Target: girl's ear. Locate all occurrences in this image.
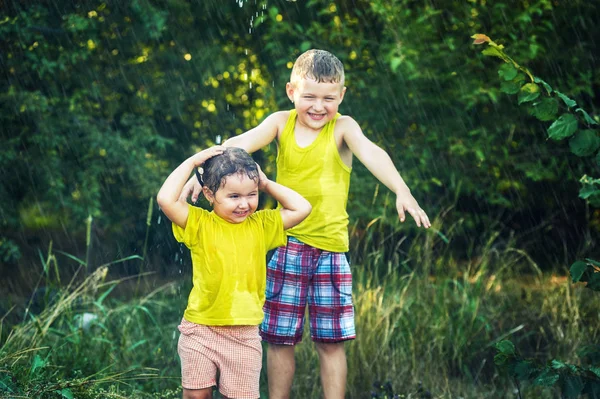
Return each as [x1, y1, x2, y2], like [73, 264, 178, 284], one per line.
[202, 186, 215, 206]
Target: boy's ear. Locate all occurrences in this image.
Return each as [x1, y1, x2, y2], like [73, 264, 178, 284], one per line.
[339, 86, 347, 104]
[285, 82, 295, 103]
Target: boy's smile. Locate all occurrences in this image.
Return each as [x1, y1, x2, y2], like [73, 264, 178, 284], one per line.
[287, 77, 346, 132]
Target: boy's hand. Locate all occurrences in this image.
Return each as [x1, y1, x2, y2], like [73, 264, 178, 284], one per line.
[179, 146, 225, 202]
[256, 163, 270, 191]
[396, 194, 431, 228]
[191, 145, 226, 167]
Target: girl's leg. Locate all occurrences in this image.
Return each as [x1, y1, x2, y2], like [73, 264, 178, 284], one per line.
[183, 387, 213, 399]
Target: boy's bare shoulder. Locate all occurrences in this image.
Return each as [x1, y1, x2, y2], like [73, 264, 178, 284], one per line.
[335, 115, 361, 133]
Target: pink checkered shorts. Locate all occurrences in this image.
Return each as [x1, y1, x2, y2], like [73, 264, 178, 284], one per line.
[177, 318, 262, 399]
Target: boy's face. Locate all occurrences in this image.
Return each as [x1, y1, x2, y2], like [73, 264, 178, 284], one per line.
[203, 173, 259, 224]
[286, 77, 346, 132]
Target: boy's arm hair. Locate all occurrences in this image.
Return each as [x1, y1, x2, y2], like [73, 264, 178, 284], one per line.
[157, 146, 225, 228]
[340, 117, 431, 228]
[257, 165, 311, 230]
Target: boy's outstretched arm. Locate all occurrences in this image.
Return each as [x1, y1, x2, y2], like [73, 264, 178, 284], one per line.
[180, 112, 286, 203]
[340, 117, 431, 228]
[256, 164, 311, 230]
[157, 146, 225, 228]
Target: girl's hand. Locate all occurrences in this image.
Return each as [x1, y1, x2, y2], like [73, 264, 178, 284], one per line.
[191, 146, 226, 167]
[256, 163, 269, 191]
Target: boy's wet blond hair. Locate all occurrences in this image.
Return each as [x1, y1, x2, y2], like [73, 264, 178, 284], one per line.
[290, 49, 345, 87]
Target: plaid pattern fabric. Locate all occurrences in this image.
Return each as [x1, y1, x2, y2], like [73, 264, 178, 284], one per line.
[260, 237, 355, 345]
[177, 319, 262, 399]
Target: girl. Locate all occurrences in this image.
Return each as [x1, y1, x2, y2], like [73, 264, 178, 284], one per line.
[157, 146, 311, 399]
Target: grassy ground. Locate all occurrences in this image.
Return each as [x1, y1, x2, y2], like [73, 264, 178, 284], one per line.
[1, 221, 598, 398]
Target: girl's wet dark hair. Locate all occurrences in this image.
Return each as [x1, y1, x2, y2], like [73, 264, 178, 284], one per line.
[198, 147, 259, 194]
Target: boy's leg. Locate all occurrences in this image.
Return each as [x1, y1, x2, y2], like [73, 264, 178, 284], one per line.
[308, 251, 355, 399]
[260, 238, 314, 398]
[266, 343, 296, 399]
[315, 342, 347, 399]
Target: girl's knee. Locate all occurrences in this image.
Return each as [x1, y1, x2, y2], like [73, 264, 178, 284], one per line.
[183, 387, 213, 399]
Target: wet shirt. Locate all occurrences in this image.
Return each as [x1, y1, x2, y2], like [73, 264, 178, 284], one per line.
[173, 205, 285, 325]
[277, 109, 351, 252]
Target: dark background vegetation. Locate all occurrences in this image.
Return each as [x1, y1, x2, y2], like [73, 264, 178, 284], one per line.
[1, 0, 599, 279]
[1, 0, 599, 398]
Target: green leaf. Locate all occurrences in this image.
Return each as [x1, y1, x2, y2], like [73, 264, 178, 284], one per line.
[534, 76, 553, 94]
[569, 130, 600, 157]
[495, 340, 516, 355]
[500, 73, 525, 95]
[547, 114, 578, 140]
[95, 284, 117, 308]
[500, 80, 522, 95]
[530, 97, 558, 121]
[498, 63, 518, 81]
[514, 360, 536, 379]
[585, 258, 600, 267]
[57, 388, 74, 399]
[562, 375, 584, 399]
[575, 108, 599, 126]
[579, 184, 600, 203]
[494, 353, 508, 366]
[555, 91, 577, 108]
[30, 354, 47, 375]
[587, 273, 600, 291]
[551, 359, 567, 370]
[534, 369, 559, 387]
[482, 46, 505, 59]
[570, 261, 589, 283]
[518, 83, 540, 104]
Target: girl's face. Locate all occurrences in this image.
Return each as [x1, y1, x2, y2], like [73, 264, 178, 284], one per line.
[286, 77, 346, 132]
[204, 173, 259, 224]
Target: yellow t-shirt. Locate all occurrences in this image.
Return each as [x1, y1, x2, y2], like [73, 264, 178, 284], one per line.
[277, 110, 351, 252]
[173, 205, 285, 326]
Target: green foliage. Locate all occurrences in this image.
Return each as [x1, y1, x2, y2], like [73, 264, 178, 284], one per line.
[494, 340, 600, 398]
[472, 33, 600, 206]
[570, 259, 600, 291]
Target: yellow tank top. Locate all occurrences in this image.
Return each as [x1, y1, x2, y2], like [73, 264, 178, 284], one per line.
[277, 110, 351, 252]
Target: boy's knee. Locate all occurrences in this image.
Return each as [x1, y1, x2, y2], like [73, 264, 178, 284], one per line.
[315, 341, 345, 357]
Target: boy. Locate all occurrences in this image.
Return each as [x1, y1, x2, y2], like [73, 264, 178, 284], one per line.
[183, 50, 430, 399]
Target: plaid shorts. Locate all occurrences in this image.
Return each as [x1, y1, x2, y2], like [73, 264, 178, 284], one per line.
[177, 319, 262, 399]
[260, 237, 356, 345]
